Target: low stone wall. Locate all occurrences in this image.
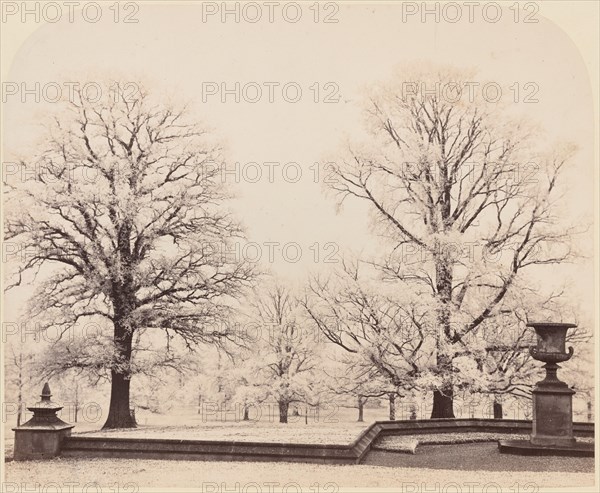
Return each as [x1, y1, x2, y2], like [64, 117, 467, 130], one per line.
[60, 418, 594, 464]
[62, 436, 366, 464]
[375, 418, 595, 437]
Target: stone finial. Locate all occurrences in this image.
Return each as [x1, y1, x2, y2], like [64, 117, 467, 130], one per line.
[29, 382, 62, 412]
[41, 382, 52, 401]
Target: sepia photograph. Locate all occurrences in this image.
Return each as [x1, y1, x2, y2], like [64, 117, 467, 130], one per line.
[1, 1, 598, 492]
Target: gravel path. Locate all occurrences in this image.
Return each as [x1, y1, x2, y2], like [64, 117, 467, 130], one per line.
[4, 455, 595, 490]
[364, 442, 595, 473]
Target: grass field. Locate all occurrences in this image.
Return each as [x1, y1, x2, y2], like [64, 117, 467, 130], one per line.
[3, 405, 388, 459]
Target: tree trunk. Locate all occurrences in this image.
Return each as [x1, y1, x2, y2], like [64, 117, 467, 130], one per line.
[493, 398, 503, 419]
[431, 385, 455, 418]
[432, 239, 456, 418]
[17, 353, 23, 427]
[103, 303, 137, 429]
[389, 393, 396, 420]
[357, 396, 365, 422]
[74, 385, 79, 423]
[410, 403, 417, 420]
[103, 220, 138, 429]
[431, 335, 455, 418]
[243, 405, 250, 421]
[279, 401, 289, 423]
[103, 370, 136, 428]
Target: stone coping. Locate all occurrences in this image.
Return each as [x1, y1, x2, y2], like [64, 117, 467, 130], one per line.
[13, 424, 75, 431]
[60, 418, 595, 464]
[498, 439, 595, 457]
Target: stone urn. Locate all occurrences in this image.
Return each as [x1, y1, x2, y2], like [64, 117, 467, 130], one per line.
[527, 322, 577, 447]
[498, 320, 593, 456]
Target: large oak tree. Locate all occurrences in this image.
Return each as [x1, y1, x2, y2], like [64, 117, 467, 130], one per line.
[4, 85, 254, 428]
[307, 66, 576, 418]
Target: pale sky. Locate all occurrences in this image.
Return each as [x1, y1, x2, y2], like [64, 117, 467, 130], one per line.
[2, 1, 598, 325]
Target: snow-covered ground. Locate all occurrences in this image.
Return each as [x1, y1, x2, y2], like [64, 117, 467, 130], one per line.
[76, 421, 371, 445]
[63, 405, 384, 444]
[5, 456, 595, 490]
[374, 432, 595, 452]
[5, 408, 595, 490]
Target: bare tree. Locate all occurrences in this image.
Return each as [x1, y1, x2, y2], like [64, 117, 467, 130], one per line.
[250, 285, 319, 424]
[4, 85, 255, 428]
[323, 355, 395, 422]
[469, 290, 589, 417]
[303, 260, 430, 406]
[314, 65, 577, 417]
[5, 344, 36, 426]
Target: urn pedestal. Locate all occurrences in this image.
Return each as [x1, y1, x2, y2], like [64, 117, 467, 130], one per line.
[530, 385, 575, 447]
[12, 383, 74, 461]
[529, 322, 576, 447]
[498, 322, 594, 457]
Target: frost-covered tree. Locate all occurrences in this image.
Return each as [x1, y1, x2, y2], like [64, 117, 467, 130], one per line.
[310, 65, 579, 417]
[4, 85, 255, 428]
[303, 260, 432, 415]
[323, 355, 398, 421]
[470, 290, 589, 417]
[4, 342, 37, 426]
[196, 349, 269, 421]
[249, 285, 320, 423]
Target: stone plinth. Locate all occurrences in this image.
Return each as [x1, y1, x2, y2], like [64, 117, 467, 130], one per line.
[498, 439, 594, 457]
[498, 321, 594, 457]
[531, 384, 575, 447]
[13, 383, 74, 461]
[527, 322, 577, 448]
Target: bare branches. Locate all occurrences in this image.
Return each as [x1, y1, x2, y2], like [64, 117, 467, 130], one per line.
[302, 261, 434, 393]
[240, 285, 321, 414]
[4, 85, 255, 384]
[308, 66, 583, 405]
[326, 68, 577, 343]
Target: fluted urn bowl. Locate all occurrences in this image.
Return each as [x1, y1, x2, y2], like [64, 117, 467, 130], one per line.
[527, 322, 576, 363]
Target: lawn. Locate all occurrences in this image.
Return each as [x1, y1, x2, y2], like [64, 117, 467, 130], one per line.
[374, 432, 596, 452]
[81, 405, 387, 444]
[74, 418, 375, 445]
[3, 405, 387, 459]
